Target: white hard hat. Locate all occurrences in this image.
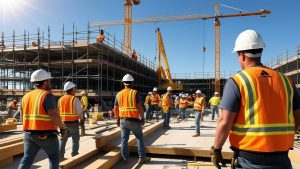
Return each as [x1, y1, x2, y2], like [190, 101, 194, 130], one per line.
[122, 74, 134, 85]
[196, 90, 201, 94]
[233, 30, 265, 55]
[167, 86, 172, 91]
[148, 92, 152, 95]
[182, 95, 186, 98]
[30, 69, 53, 82]
[185, 93, 189, 96]
[81, 91, 87, 95]
[64, 81, 76, 91]
[153, 87, 158, 92]
[214, 92, 219, 95]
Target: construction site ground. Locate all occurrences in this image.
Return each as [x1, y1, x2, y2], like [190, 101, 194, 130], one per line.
[1, 109, 300, 169]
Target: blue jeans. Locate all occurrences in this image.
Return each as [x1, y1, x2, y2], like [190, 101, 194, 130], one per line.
[18, 132, 59, 169]
[59, 121, 80, 158]
[150, 104, 159, 120]
[235, 154, 292, 169]
[211, 105, 219, 120]
[179, 108, 186, 119]
[163, 112, 171, 128]
[120, 119, 145, 160]
[194, 110, 201, 134]
[146, 105, 152, 120]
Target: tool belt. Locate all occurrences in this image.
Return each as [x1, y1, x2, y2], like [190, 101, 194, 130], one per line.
[25, 130, 58, 140]
[230, 146, 289, 169]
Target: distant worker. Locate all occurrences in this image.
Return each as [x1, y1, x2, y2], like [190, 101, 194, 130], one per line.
[193, 90, 205, 137]
[178, 94, 188, 120]
[131, 49, 137, 61]
[96, 29, 105, 45]
[114, 74, 150, 164]
[7, 99, 18, 118]
[58, 81, 83, 160]
[161, 86, 173, 129]
[144, 92, 152, 121]
[211, 30, 300, 169]
[80, 90, 88, 136]
[18, 69, 67, 169]
[209, 92, 221, 121]
[150, 87, 161, 121]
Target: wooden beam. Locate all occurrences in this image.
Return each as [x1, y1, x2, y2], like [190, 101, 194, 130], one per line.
[127, 145, 233, 160]
[84, 121, 163, 169]
[0, 134, 23, 147]
[95, 128, 121, 148]
[0, 142, 24, 161]
[0, 124, 17, 132]
[0, 157, 13, 168]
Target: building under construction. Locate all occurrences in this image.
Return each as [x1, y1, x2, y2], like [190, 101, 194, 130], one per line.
[0, 25, 157, 109]
[268, 46, 300, 88]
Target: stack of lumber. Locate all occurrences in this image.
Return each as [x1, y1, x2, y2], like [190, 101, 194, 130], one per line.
[0, 134, 24, 167]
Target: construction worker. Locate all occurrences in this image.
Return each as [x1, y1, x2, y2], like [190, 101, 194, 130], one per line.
[80, 90, 88, 136]
[178, 94, 188, 120]
[193, 90, 205, 137]
[209, 92, 220, 120]
[144, 92, 152, 121]
[211, 30, 300, 169]
[150, 87, 161, 121]
[114, 74, 150, 164]
[7, 99, 18, 118]
[161, 86, 173, 129]
[96, 29, 105, 45]
[58, 81, 83, 160]
[131, 49, 137, 61]
[18, 69, 67, 169]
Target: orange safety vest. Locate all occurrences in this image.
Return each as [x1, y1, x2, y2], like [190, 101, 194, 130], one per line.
[150, 94, 160, 105]
[230, 66, 295, 152]
[179, 99, 188, 109]
[162, 93, 172, 108]
[22, 89, 57, 131]
[58, 95, 79, 121]
[193, 97, 204, 111]
[117, 88, 139, 118]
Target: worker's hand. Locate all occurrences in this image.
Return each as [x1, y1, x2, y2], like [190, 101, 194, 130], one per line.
[211, 146, 226, 169]
[117, 118, 120, 127]
[139, 119, 145, 126]
[59, 126, 67, 138]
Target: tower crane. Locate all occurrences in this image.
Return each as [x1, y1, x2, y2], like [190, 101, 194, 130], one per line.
[92, 4, 271, 93]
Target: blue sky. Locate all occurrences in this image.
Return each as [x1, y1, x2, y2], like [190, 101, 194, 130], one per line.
[0, 0, 299, 78]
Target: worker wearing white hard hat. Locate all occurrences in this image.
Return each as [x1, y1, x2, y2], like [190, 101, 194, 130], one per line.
[80, 89, 88, 135]
[212, 29, 300, 169]
[114, 74, 150, 163]
[193, 89, 206, 137]
[58, 81, 83, 159]
[150, 87, 160, 121]
[209, 91, 220, 121]
[161, 86, 173, 129]
[178, 92, 189, 121]
[18, 69, 66, 169]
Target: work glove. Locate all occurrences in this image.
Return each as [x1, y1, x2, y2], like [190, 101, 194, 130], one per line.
[211, 146, 226, 169]
[59, 126, 68, 138]
[117, 118, 120, 127]
[139, 119, 145, 126]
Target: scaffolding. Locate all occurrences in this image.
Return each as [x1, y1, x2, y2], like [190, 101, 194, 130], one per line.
[266, 45, 300, 88]
[0, 24, 157, 110]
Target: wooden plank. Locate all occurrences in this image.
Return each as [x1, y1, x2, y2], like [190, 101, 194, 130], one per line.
[0, 156, 13, 168]
[127, 145, 233, 160]
[0, 124, 17, 132]
[0, 142, 24, 160]
[0, 134, 23, 147]
[84, 121, 163, 169]
[95, 128, 121, 148]
[59, 148, 101, 169]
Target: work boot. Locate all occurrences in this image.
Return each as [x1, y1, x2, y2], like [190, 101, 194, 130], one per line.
[138, 157, 151, 164]
[192, 133, 200, 137]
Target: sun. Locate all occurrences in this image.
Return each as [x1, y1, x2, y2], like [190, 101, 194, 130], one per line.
[0, 0, 21, 9]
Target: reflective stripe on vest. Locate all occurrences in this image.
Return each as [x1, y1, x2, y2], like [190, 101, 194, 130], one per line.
[58, 95, 79, 121]
[150, 94, 160, 104]
[117, 89, 139, 118]
[162, 93, 171, 107]
[230, 67, 294, 152]
[193, 97, 203, 110]
[179, 99, 188, 108]
[22, 89, 57, 130]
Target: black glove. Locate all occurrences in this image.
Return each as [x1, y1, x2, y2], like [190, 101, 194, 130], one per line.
[211, 146, 226, 169]
[140, 119, 145, 126]
[59, 126, 68, 138]
[117, 118, 120, 127]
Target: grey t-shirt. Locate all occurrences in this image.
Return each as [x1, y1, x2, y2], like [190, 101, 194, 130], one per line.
[43, 93, 57, 111]
[220, 78, 300, 113]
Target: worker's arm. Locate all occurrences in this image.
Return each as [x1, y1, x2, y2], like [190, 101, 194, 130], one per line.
[201, 99, 206, 112]
[113, 94, 119, 119]
[294, 109, 300, 132]
[213, 109, 237, 149]
[136, 93, 144, 118]
[292, 84, 300, 132]
[44, 94, 65, 129]
[75, 98, 83, 120]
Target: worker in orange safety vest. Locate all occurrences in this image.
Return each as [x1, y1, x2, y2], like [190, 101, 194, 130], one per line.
[211, 30, 300, 169]
[161, 86, 173, 129]
[18, 69, 67, 169]
[58, 81, 83, 160]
